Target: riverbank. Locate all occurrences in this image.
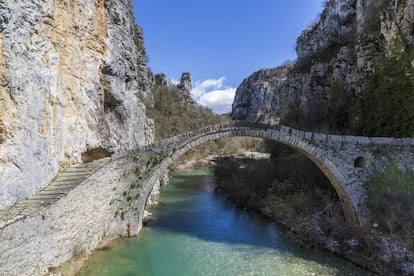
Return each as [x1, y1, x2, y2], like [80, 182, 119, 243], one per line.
[171, 151, 271, 170]
[255, 196, 414, 275]
[213, 156, 414, 275]
[47, 238, 115, 275]
[77, 168, 370, 275]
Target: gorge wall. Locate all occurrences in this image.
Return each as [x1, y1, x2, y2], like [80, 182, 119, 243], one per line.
[0, 0, 154, 208]
[230, 2, 414, 273]
[232, 0, 414, 134]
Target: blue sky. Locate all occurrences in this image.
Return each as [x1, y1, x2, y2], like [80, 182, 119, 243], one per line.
[133, 1, 324, 113]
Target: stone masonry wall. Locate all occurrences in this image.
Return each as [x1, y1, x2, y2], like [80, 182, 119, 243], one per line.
[0, 156, 140, 276]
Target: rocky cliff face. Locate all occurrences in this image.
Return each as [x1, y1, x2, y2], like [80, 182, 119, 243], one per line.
[232, 0, 414, 129]
[232, 66, 293, 122]
[0, 0, 153, 208]
[176, 72, 197, 106]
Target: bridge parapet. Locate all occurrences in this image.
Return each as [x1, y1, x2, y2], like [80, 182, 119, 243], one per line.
[277, 125, 414, 146]
[113, 122, 414, 174]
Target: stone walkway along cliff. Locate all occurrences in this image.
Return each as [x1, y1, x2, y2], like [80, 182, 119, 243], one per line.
[0, 158, 110, 229]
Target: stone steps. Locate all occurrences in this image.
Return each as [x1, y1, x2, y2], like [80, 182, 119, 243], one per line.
[63, 167, 102, 172]
[58, 171, 93, 176]
[52, 178, 85, 184]
[56, 175, 92, 181]
[0, 157, 110, 225]
[42, 186, 76, 192]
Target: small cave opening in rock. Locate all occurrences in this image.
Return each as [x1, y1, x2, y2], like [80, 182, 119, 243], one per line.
[354, 156, 367, 168]
[81, 148, 113, 163]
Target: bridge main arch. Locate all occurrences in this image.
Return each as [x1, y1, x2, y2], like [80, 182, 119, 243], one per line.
[135, 123, 363, 231]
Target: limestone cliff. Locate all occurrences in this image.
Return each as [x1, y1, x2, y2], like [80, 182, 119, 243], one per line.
[232, 0, 414, 131]
[177, 72, 197, 106]
[0, 0, 154, 208]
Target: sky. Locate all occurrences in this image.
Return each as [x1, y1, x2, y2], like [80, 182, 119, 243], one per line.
[133, 1, 324, 113]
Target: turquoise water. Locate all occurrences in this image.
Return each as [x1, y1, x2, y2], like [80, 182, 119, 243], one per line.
[78, 169, 371, 276]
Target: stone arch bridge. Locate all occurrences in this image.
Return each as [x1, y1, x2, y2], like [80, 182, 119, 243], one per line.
[113, 121, 414, 232]
[2, 122, 414, 274]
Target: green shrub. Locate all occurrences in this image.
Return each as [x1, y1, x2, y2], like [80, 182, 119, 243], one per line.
[363, 160, 414, 242]
[109, 198, 120, 205]
[135, 165, 144, 175]
[327, 80, 353, 133]
[357, 52, 414, 137]
[130, 179, 142, 189]
[146, 152, 169, 168]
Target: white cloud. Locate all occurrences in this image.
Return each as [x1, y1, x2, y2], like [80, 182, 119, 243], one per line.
[199, 88, 236, 114]
[191, 76, 236, 114]
[191, 77, 226, 99]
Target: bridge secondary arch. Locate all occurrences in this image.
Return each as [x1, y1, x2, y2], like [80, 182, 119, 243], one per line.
[137, 125, 361, 229]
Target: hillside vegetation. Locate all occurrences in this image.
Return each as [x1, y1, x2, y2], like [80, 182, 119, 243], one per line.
[146, 80, 265, 161]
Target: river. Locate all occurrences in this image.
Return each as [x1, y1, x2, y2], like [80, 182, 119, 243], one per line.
[78, 169, 371, 275]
